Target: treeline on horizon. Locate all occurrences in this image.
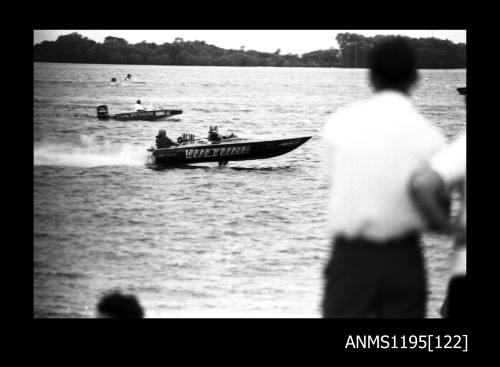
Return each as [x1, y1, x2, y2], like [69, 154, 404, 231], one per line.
[33, 32, 466, 69]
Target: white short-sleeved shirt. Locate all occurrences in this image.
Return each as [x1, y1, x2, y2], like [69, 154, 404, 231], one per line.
[430, 134, 466, 275]
[430, 134, 466, 227]
[134, 104, 144, 111]
[323, 90, 446, 242]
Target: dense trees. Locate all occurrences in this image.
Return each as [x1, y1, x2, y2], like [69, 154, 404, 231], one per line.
[33, 32, 466, 68]
[335, 33, 466, 69]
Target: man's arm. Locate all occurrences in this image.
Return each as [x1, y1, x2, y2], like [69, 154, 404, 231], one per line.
[166, 137, 180, 147]
[409, 165, 452, 233]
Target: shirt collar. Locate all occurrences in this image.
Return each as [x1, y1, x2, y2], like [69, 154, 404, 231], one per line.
[373, 90, 413, 106]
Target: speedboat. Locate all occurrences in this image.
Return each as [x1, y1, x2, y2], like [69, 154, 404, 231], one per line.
[108, 77, 146, 86]
[123, 75, 145, 84]
[147, 135, 312, 166]
[96, 105, 182, 121]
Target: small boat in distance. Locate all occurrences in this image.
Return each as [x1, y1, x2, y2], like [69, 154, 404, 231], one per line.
[457, 87, 466, 95]
[123, 74, 146, 84]
[122, 80, 146, 84]
[147, 135, 312, 167]
[97, 105, 182, 121]
[109, 76, 146, 86]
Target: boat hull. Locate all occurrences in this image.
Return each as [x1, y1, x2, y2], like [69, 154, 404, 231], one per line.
[150, 136, 312, 165]
[111, 109, 183, 121]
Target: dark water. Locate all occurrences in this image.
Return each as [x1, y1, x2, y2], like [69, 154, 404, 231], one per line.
[34, 63, 466, 317]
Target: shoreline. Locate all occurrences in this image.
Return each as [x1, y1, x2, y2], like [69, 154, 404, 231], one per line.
[33, 61, 467, 70]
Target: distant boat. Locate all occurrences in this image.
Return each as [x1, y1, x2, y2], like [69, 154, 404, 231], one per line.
[457, 87, 466, 95]
[123, 75, 146, 84]
[109, 76, 146, 86]
[97, 105, 182, 121]
[147, 135, 312, 166]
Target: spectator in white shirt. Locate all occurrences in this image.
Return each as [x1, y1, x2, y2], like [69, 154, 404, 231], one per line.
[410, 118, 466, 318]
[321, 37, 446, 318]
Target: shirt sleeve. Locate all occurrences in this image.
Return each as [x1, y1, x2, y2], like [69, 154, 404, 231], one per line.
[322, 115, 339, 177]
[430, 134, 466, 185]
[408, 116, 447, 165]
[322, 111, 345, 147]
[322, 116, 335, 146]
[424, 120, 447, 156]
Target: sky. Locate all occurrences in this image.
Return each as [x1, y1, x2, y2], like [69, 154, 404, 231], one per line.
[34, 30, 466, 56]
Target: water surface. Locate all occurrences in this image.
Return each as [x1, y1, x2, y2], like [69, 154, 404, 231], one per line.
[34, 63, 466, 317]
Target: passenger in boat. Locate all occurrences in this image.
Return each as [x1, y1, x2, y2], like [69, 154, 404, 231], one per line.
[134, 100, 145, 111]
[208, 125, 222, 141]
[96, 291, 144, 318]
[156, 129, 179, 149]
[125, 73, 132, 81]
[208, 126, 238, 142]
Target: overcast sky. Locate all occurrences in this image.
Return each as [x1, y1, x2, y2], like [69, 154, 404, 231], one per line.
[34, 30, 466, 56]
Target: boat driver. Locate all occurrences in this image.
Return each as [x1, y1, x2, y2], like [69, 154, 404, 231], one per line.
[156, 129, 179, 149]
[134, 100, 145, 111]
[126, 73, 132, 81]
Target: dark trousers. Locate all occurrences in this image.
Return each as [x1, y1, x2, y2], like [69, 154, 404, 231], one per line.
[441, 275, 466, 318]
[322, 233, 427, 318]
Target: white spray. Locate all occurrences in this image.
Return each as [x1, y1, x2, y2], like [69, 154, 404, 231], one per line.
[34, 134, 148, 167]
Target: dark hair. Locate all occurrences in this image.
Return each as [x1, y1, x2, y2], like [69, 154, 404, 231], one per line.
[96, 291, 144, 318]
[136, 100, 141, 104]
[369, 36, 418, 92]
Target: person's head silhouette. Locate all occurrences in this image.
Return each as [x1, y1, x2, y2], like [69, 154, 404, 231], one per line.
[96, 291, 144, 318]
[369, 36, 419, 95]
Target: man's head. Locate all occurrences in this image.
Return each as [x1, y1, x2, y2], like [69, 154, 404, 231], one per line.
[368, 36, 419, 94]
[158, 129, 166, 137]
[96, 291, 144, 318]
[136, 100, 141, 104]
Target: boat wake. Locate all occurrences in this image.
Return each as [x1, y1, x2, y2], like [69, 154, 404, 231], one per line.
[34, 136, 147, 167]
[229, 165, 293, 172]
[145, 164, 295, 172]
[145, 164, 212, 171]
